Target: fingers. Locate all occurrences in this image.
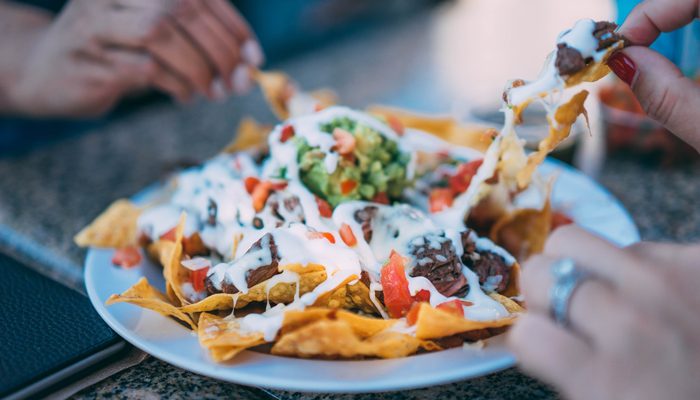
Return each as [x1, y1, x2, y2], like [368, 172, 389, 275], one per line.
[521, 254, 626, 346]
[204, 0, 264, 66]
[508, 313, 593, 388]
[100, 2, 261, 100]
[544, 226, 647, 288]
[101, 48, 155, 90]
[170, 1, 236, 93]
[542, 226, 700, 335]
[618, 0, 699, 46]
[626, 241, 700, 271]
[608, 47, 700, 152]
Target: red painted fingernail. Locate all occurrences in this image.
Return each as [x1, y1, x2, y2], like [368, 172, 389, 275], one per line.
[608, 51, 637, 86]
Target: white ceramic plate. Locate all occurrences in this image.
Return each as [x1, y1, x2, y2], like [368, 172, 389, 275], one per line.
[84, 159, 639, 393]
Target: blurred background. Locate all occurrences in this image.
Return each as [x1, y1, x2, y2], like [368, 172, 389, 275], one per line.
[0, 0, 699, 289]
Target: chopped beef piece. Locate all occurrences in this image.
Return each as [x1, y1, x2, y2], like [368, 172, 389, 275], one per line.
[593, 21, 626, 50]
[265, 192, 305, 227]
[353, 205, 378, 242]
[360, 271, 371, 287]
[460, 230, 511, 293]
[555, 44, 586, 76]
[555, 21, 627, 76]
[205, 233, 280, 295]
[207, 198, 217, 226]
[409, 233, 468, 297]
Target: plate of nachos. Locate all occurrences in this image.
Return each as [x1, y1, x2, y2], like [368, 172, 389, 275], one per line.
[77, 20, 638, 392]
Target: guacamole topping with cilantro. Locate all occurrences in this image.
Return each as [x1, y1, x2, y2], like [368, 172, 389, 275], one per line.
[294, 116, 411, 207]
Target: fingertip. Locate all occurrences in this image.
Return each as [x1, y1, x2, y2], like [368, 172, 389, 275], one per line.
[241, 40, 265, 67]
[231, 64, 253, 94]
[544, 225, 591, 254]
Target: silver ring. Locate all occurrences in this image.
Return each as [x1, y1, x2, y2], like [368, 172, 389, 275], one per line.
[549, 258, 594, 328]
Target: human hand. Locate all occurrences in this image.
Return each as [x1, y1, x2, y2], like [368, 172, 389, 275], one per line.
[9, 0, 263, 117]
[607, 0, 700, 152]
[508, 225, 700, 400]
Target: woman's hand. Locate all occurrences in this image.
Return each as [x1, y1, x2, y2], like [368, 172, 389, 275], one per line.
[608, 0, 700, 152]
[6, 0, 263, 117]
[508, 225, 700, 400]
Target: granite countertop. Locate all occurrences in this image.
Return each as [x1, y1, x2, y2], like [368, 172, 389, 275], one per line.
[1, 9, 699, 400]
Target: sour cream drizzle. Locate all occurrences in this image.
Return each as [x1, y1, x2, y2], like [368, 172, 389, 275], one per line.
[507, 18, 611, 107]
[138, 106, 519, 342]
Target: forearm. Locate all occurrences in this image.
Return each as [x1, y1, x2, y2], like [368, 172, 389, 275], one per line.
[0, 2, 52, 114]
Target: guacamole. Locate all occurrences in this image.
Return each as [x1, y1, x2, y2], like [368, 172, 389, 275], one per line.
[294, 116, 412, 207]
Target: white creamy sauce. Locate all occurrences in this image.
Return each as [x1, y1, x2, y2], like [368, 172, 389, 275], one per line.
[507, 18, 609, 107]
[142, 105, 522, 341]
[137, 204, 198, 239]
[265, 270, 300, 310]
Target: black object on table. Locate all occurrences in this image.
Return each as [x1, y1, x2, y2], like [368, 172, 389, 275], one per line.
[0, 252, 127, 400]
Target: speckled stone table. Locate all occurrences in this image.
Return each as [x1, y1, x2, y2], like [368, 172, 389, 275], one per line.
[1, 10, 698, 400]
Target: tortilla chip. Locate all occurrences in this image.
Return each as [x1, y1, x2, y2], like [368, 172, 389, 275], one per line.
[272, 318, 437, 359]
[413, 303, 516, 340]
[369, 105, 495, 153]
[344, 280, 379, 314]
[74, 200, 140, 248]
[565, 43, 624, 87]
[490, 199, 552, 261]
[179, 263, 328, 313]
[252, 70, 294, 120]
[221, 117, 272, 154]
[489, 292, 525, 313]
[516, 90, 589, 189]
[160, 213, 190, 306]
[106, 277, 196, 329]
[197, 313, 266, 362]
[309, 89, 338, 110]
[500, 262, 522, 298]
[279, 308, 395, 338]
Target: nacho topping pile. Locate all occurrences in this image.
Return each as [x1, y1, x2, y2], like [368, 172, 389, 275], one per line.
[76, 19, 625, 362]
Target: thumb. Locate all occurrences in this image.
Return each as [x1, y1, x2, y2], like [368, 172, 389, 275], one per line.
[608, 47, 700, 152]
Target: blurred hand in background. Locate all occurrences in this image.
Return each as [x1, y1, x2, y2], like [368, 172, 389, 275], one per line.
[0, 0, 264, 118]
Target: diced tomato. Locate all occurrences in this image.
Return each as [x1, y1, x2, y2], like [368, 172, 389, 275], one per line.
[372, 192, 389, 205]
[160, 227, 177, 242]
[551, 211, 574, 231]
[436, 299, 473, 317]
[314, 103, 325, 112]
[315, 196, 333, 218]
[386, 114, 405, 136]
[380, 251, 414, 318]
[429, 188, 454, 213]
[406, 302, 422, 326]
[414, 289, 431, 303]
[191, 267, 209, 292]
[340, 180, 357, 195]
[280, 124, 295, 143]
[448, 159, 483, 194]
[339, 223, 357, 247]
[332, 128, 356, 155]
[307, 231, 336, 244]
[252, 181, 273, 212]
[244, 176, 260, 194]
[112, 246, 142, 268]
[269, 180, 288, 191]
